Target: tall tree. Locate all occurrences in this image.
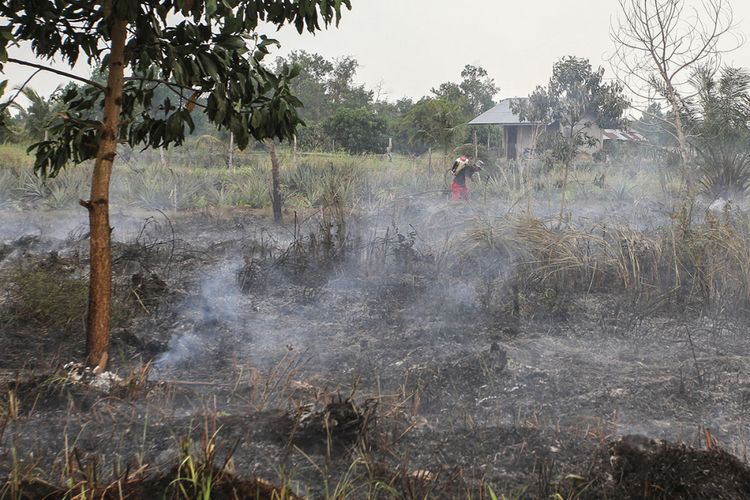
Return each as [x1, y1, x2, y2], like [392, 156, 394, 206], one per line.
[431, 81, 464, 106]
[610, 0, 739, 189]
[458, 64, 498, 117]
[327, 56, 372, 108]
[275, 50, 334, 123]
[432, 64, 498, 150]
[0, 0, 350, 370]
[687, 67, 750, 198]
[373, 96, 415, 154]
[324, 106, 387, 154]
[274, 52, 372, 150]
[432, 64, 498, 118]
[402, 97, 466, 158]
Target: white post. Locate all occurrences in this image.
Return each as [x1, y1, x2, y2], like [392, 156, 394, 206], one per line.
[228, 132, 234, 170]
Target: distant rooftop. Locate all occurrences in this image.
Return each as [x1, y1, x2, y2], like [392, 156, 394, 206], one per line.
[469, 98, 544, 125]
[602, 129, 646, 141]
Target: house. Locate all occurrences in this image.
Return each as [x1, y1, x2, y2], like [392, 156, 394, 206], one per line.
[470, 98, 645, 160]
[469, 98, 550, 160]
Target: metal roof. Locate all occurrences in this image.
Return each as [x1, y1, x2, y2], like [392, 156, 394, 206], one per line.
[469, 98, 544, 125]
[602, 129, 646, 141]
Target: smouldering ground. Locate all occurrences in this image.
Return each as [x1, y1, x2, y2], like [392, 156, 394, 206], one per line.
[2, 198, 750, 498]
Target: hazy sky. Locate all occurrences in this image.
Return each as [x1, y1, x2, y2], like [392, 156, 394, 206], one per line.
[4, 0, 750, 103]
[267, 0, 750, 100]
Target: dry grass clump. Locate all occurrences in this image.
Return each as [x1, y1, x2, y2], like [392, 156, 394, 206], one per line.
[450, 208, 750, 317]
[674, 208, 750, 309]
[0, 144, 33, 168]
[0, 253, 147, 332]
[1, 262, 88, 330]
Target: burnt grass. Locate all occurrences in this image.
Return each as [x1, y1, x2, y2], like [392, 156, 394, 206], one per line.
[2, 205, 750, 499]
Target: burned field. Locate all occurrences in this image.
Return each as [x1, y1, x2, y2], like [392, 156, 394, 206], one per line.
[3, 199, 750, 499]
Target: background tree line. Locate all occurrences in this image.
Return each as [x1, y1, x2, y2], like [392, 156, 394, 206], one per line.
[1, 53, 501, 157]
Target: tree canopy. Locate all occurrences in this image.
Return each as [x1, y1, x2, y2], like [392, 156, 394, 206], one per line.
[688, 66, 750, 198]
[402, 97, 466, 156]
[516, 56, 629, 131]
[324, 106, 387, 154]
[0, 0, 351, 177]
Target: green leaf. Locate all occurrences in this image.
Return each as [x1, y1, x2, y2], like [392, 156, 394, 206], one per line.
[166, 112, 183, 140]
[172, 62, 185, 85]
[206, 0, 218, 19]
[198, 53, 220, 82]
[250, 109, 264, 129]
[217, 35, 246, 51]
[0, 26, 13, 42]
[485, 484, 499, 500]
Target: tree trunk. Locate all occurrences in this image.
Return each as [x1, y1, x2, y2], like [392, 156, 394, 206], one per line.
[81, 16, 128, 371]
[227, 132, 234, 170]
[267, 140, 283, 224]
[558, 159, 570, 229]
[669, 90, 692, 192]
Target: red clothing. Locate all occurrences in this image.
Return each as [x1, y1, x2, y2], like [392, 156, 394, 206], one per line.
[450, 156, 480, 201]
[451, 180, 469, 201]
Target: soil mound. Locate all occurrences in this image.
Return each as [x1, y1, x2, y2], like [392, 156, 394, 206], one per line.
[609, 435, 750, 499]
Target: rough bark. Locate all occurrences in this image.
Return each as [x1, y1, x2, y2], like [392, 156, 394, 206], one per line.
[267, 140, 283, 224]
[558, 159, 570, 229]
[81, 16, 128, 371]
[227, 132, 234, 170]
[668, 87, 693, 191]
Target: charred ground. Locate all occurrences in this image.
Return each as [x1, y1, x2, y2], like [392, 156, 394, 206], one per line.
[2, 197, 750, 499]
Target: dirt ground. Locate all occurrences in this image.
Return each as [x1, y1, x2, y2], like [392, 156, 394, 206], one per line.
[2, 202, 750, 499]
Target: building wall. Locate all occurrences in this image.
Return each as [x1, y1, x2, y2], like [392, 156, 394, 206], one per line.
[503, 120, 606, 160]
[505, 124, 545, 159]
[517, 125, 544, 156]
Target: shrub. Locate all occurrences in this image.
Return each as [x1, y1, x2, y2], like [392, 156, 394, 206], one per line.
[0, 144, 32, 168]
[2, 263, 88, 329]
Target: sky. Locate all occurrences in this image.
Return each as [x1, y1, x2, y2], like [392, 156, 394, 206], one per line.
[266, 0, 750, 100]
[4, 0, 750, 104]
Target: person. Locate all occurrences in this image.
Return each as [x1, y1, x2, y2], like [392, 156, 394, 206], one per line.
[450, 156, 482, 201]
